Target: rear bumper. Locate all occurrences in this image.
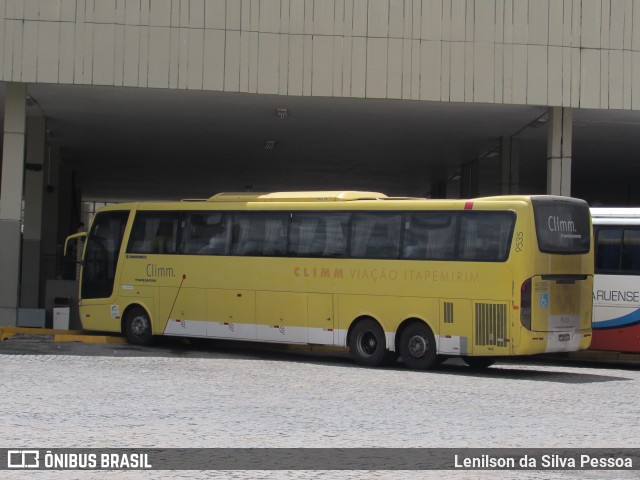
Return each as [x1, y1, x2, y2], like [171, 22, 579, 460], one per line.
[544, 329, 592, 353]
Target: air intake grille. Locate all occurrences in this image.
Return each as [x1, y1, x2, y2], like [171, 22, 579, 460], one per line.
[475, 303, 507, 347]
[444, 302, 454, 323]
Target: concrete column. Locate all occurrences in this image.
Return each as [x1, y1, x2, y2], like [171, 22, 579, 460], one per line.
[20, 115, 46, 308]
[42, 145, 62, 280]
[429, 180, 447, 199]
[0, 83, 27, 326]
[547, 107, 572, 196]
[57, 165, 83, 280]
[501, 136, 520, 194]
[460, 161, 479, 198]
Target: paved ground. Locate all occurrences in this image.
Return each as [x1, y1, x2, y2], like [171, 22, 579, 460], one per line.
[1, 335, 639, 479]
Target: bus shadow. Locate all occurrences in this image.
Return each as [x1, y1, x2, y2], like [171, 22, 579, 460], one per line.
[162, 339, 631, 385]
[513, 354, 640, 372]
[1, 334, 632, 384]
[425, 361, 630, 384]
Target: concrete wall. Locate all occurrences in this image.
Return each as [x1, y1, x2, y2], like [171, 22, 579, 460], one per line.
[1, 0, 640, 108]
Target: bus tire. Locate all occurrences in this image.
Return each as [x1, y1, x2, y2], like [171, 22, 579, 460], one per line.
[124, 306, 153, 346]
[398, 322, 437, 370]
[349, 318, 389, 367]
[462, 356, 496, 369]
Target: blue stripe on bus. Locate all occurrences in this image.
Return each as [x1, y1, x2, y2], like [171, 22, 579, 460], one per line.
[593, 308, 640, 330]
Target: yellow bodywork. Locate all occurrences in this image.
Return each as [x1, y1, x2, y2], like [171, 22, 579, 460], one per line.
[73, 192, 593, 357]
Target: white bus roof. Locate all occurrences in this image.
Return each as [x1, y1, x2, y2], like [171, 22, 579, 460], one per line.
[591, 207, 640, 225]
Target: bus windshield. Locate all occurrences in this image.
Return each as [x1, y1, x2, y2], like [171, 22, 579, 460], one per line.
[81, 211, 130, 299]
[532, 197, 591, 254]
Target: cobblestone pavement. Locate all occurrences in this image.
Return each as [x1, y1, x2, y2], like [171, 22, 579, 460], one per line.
[1, 335, 638, 479]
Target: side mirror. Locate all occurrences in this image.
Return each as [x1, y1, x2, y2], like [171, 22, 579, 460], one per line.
[64, 232, 87, 264]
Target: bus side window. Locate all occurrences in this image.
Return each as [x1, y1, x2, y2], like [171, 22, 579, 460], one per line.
[232, 213, 288, 256]
[263, 216, 288, 255]
[289, 213, 349, 257]
[351, 213, 402, 259]
[403, 212, 456, 260]
[232, 214, 261, 255]
[402, 217, 427, 259]
[184, 213, 229, 255]
[155, 218, 178, 253]
[459, 213, 514, 262]
[596, 229, 622, 271]
[127, 212, 179, 254]
[323, 214, 349, 257]
[289, 214, 324, 256]
[622, 230, 640, 272]
[184, 213, 208, 254]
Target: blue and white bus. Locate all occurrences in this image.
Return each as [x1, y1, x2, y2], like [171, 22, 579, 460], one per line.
[591, 208, 640, 353]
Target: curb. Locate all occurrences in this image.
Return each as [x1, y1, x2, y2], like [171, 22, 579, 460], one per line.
[54, 334, 127, 344]
[0, 326, 85, 341]
[0, 326, 127, 345]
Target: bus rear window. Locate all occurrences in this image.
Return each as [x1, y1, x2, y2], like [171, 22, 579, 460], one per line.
[532, 197, 591, 254]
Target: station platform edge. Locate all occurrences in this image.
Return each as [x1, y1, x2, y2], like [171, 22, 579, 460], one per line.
[0, 326, 127, 344]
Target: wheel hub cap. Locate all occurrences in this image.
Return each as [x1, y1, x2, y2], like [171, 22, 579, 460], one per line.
[408, 334, 427, 358]
[133, 316, 147, 336]
[359, 333, 377, 356]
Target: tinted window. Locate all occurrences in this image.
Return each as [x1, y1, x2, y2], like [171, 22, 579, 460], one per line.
[622, 230, 640, 271]
[532, 197, 591, 254]
[350, 213, 402, 259]
[595, 227, 640, 273]
[182, 212, 230, 255]
[82, 211, 129, 299]
[459, 212, 514, 262]
[289, 212, 349, 257]
[403, 212, 457, 260]
[127, 212, 179, 254]
[596, 228, 622, 271]
[403, 211, 514, 262]
[231, 213, 288, 256]
[120, 208, 519, 263]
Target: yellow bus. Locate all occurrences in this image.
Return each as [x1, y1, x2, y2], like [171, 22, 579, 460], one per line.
[65, 191, 593, 369]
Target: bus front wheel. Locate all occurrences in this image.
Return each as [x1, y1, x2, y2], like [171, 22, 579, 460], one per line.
[398, 322, 437, 370]
[349, 319, 389, 367]
[124, 306, 153, 346]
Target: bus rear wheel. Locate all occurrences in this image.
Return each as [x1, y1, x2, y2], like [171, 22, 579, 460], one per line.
[349, 319, 389, 367]
[462, 356, 496, 369]
[398, 322, 437, 370]
[124, 306, 153, 346]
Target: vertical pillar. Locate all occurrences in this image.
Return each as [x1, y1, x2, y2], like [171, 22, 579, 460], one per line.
[429, 180, 447, 199]
[42, 145, 61, 284]
[547, 107, 572, 196]
[460, 161, 479, 198]
[501, 136, 520, 194]
[0, 83, 27, 326]
[446, 177, 460, 199]
[58, 165, 83, 279]
[20, 115, 46, 308]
